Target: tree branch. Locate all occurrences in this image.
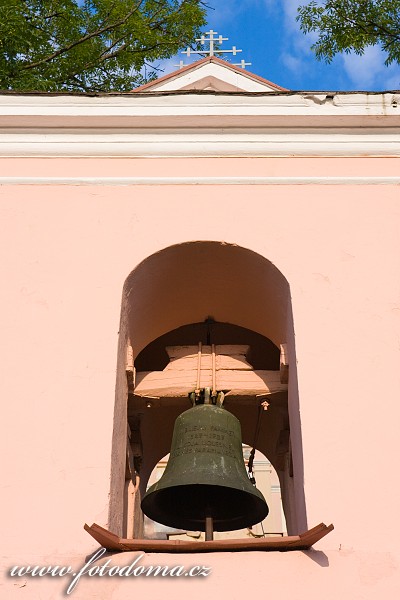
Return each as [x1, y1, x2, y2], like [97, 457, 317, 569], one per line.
[364, 19, 400, 42]
[21, 0, 145, 70]
[99, 43, 128, 63]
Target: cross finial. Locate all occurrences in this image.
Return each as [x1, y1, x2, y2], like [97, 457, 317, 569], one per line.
[174, 60, 186, 69]
[182, 29, 246, 60]
[233, 59, 252, 69]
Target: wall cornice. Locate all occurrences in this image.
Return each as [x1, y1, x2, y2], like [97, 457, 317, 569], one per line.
[0, 92, 399, 157]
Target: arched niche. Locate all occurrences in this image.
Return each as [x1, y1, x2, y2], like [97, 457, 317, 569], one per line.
[110, 241, 306, 538]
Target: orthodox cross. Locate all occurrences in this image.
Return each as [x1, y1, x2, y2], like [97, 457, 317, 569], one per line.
[233, 59, 252, 69]
[181, 30, 251, 69]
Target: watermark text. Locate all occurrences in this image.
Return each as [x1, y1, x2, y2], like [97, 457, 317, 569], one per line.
[9, 548, 211, 594]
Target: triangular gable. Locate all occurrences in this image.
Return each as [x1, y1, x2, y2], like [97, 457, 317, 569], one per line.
[133, 56, 288, 93]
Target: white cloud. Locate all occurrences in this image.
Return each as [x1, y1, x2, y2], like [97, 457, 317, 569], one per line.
[207, 0, 278, 26]
[276, 0, 320, 83]
[341, 46, 399, 89]
[206, 0, 244, 26]
[281, 0, 304, 31]
[281, 52, 304, 75]
[278, 1, 400, 90]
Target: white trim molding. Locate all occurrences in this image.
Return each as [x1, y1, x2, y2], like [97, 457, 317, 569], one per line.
[1, 176, 399, 186]
[1, 131, 400, 157]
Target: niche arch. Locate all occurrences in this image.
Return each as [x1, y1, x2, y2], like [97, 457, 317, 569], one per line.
[110, 241, 306, 538]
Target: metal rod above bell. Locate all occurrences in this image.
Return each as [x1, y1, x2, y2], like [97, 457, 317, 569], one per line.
[141, 404, 269, 532]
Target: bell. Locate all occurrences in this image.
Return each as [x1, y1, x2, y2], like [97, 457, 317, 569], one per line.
[141, 404, 269, 532]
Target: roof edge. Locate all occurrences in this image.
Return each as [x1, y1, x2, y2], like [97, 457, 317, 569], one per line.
[132, 56, 288, 93]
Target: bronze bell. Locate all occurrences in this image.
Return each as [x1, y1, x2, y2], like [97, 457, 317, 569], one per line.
[141, 404, 269, 532]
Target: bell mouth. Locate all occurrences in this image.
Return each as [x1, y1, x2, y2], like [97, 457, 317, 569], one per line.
[141, 483, 269, 532]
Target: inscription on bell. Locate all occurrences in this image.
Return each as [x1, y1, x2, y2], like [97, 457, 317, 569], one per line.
[184, 423, 234, 436]
[171, 423, 236, 458]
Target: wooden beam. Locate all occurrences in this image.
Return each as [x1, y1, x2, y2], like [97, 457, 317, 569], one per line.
[84, 522, 334, 552]
[165, 345, 252, 371]
[134, 369, 287, 398]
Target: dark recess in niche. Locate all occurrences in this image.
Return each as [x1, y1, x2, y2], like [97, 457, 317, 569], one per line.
[134, 321, 280, 372]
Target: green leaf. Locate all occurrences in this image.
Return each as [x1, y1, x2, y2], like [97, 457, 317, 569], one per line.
[0, 0, 207, 91]
[297, 1, 400, 66]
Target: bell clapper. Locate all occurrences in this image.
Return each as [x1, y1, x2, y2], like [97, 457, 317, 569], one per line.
[204, 387, 211, 404]
[205, 516, 214, 541]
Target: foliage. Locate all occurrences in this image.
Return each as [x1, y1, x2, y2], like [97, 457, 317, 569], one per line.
[0, 0, 207, 91]
[297, 1, 400, 65]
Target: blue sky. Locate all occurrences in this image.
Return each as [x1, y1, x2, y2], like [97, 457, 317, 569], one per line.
[157, 0, 400, 91]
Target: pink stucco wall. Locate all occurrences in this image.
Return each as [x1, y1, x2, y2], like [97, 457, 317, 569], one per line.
[1, 156, 400, 176]
[1, 156, 399, 599]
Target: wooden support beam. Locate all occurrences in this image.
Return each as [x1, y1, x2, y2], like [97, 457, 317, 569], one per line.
[134, 369, 287, 398]
[165, 345, 252, 371]
[84, 522, 334, 552]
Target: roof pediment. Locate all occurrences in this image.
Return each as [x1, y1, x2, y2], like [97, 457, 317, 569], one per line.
[133, 56, 288, 93]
